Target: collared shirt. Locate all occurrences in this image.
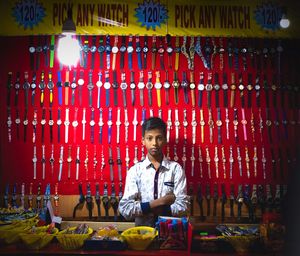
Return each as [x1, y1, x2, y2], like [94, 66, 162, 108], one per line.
[118, 156, 190, 227]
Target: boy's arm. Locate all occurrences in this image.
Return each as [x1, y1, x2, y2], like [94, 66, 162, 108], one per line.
[170, 163, 190, 216]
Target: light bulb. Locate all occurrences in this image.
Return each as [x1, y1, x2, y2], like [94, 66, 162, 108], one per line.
[57, 35, 80, 67]
[279, 16, 290, 28]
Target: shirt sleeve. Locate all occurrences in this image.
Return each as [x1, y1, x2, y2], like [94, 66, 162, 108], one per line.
[170, 163, 190, 216]
[118, 164, 144, 220]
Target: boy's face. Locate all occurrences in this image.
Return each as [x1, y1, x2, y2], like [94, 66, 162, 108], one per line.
[142, 128, 166, 158]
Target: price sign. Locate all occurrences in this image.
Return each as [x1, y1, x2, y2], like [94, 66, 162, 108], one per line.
[254, 2, 283, 31]
[12, 0, 46, 29]
[135, 0, 168, 30]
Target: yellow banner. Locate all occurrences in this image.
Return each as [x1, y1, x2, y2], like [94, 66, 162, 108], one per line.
[0, 0, 299, 38]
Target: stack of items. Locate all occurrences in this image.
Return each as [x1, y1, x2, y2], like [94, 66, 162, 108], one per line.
[155, 216, 189, 249]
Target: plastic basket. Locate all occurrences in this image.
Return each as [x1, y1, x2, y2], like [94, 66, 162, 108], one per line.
[223, 235, 259, 253]
[0, 223, 32, 244]
[56, 226, 93, 250]
[121, 226, 158, 250]
[19, 225, 59, 250]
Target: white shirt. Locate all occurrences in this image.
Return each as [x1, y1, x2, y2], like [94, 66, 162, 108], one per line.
[118, 155, 190, 226]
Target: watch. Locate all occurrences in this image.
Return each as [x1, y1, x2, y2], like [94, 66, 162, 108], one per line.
[138, 70, 145, 107]
[64, 108, 70, 144]
[205, 72, 213, 108]
[87, 70, 94, 107]
[78, 70, 85, 107]
[96, 71, 103, 108]
[172, 71, 180, 104]
[174, 109, 180, 144]
[107, 108, 113, 144]
[154, 71, 162, 107]
[163, 70, 171, 105]
[72, 107, 78, 144]
[214, 73, 221, 108]
[230, 72, 236, 108]
[127, 35, 134, 70]
[64, 70, 70, 106]
[56, 71, 63, 106]
[90, 35, 97, 69]
[103, 70, 111, 107]
[111, 35, 119, 70]
[89, 107, 95, 144]
[216, 108, 222, 144]
[181, 71, 189, 104]
[119, 35, 126, 69]
[166, 34, 173, 69]
[146, 71, 153, 107]
[98, 36, 105, 69]
[120, 71, 128, 107]
[151, 35, 157, 70]
[143, 35, 149, 69]
[158, 36, 165, 70]
[112, 70, 119, 106]
[205, 147, 211, 179]
[39, 71, 46, 107]
[222, 72, 229, 108]
[197, 71, 205, 108]
[129, 71, 135, 106]
[71, 69, 77, 106]
[135, 35, 142, 70]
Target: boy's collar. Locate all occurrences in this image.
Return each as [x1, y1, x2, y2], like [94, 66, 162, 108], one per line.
[142, 155, 170, 170]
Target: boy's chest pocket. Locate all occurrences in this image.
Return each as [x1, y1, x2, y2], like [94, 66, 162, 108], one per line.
[162, 181, 175, 195]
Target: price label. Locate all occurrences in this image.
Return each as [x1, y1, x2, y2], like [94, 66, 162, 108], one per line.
[254, 3, 283, 31]
[135, 0, 168, 30]
[12, 0, 46, 29]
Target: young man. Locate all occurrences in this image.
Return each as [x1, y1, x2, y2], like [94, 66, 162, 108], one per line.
[118, 117, 190, 227]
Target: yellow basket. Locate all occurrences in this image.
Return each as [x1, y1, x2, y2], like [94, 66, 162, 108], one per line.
[0, 223, 32, 244]
[224, 235, 259, 253]
[19, 225, 59, 250]
[121, 226, 158, 250]
[56, 226, 93, 250]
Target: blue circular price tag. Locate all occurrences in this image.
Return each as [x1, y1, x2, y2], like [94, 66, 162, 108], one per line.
[135, 0, 168, 30]
[12, 0, 46, 29]
[254, 3, 283, 31]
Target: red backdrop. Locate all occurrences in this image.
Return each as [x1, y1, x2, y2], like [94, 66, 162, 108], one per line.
[0, 35, 299, 196]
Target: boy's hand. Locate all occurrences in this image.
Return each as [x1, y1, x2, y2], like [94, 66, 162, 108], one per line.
[161, 193, 175, 205]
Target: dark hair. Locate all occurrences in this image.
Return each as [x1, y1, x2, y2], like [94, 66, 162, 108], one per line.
[142, 117, 167, 137]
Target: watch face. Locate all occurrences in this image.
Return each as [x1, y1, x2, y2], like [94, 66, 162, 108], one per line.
[172, 81, 179, 88]
[154, 82, 162, 89]
[247, 84, 253, 90]
[31, 83, 37, 89]
[71, 82, 77, 89]
[98, 45, 105, 53]
[233, 120, 238, 126]
[158, 47, 164, 54]
[90, 46, 97, 52]
[216, 120, 222, 126]
[241, 120, 247, 125]
[130, 83, 136, 89]
[230, 84, 236, 90]
[103, 82, 111, 89]
[39, 82, 45, 89]
[15, 118, 20, 124]
[47, 82, 54, 89]
[127, 46, 134, 53]
[239, 84, 244, 90]
[23, 82, 30, 89]
[120, 45, 126, 52]
[90, 120, 95, 126]
[198, 84, 205, 90]
[146, 82, 153, 89]
[83, 45, 89, 53]
[105, 45, 112, 52]
[120, 83, 127, 89]
[15, 83, 20, 89]
[142, 46, 149, 53]
[57, 119, 62, 125]
[255, 84, 260, 90]
[222, 84, 228, 90]
[78, 78, 84, 86]
[166, 47, 173, 53]
[205, 84, 213, 91]
[190, 83, 196, 89]
[29, 46, 35, 53]
[136, 46, 141, 53]
[138, 82, 145, 89]
[112, 46, 119, 53]
[49, 120, 54, 125]
[164, 82, 171, 89]
[107, 120, 113, 126]
[88, 84, 94, 90]
[214, 84, 220, 90]
[23, 119, 28, 125]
